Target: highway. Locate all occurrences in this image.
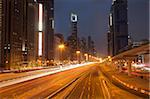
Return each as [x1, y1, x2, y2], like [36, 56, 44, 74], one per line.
[0, 63, 141, 99]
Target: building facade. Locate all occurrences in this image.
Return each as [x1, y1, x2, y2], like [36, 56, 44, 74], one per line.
[0, 0, 26, 69]
[37, 0, 54, 61]
[26, 0, 39, 65]
[54, 34, 64, 63]
[108, 0, 128, 56]
[0, 0, 54, 69]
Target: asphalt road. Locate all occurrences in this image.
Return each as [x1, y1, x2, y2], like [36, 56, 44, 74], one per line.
[52, 64, 141, 99]
[0, 63, 142, 99]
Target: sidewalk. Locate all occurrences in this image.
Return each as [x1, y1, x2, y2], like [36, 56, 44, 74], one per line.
[100, 63, 150, 97]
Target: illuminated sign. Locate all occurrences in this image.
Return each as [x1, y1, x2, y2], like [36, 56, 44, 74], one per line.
[112, 0, 116, 4]
[71, 13, 78, 22]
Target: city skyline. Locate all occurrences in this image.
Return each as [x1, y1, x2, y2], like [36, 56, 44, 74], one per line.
[0, 0, 149, 98]
[54, 0, 149, 56]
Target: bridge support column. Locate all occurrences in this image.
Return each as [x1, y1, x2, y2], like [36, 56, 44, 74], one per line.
[127, 60, 132, 76]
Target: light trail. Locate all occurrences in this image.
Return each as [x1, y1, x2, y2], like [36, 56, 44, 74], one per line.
[0, 62, 96, 88]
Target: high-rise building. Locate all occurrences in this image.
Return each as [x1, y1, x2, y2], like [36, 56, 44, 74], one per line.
[0, 0, 43, 69]
[80, 37, 87, 53]
[67, 13, 78, 60]
[55, 33, 64, 43]
[107, 32, 112, 56]
[37, 0, 54, 61]
[0, 0, 5, 69]
[108, 0, 128, 56]
[0, 0, 27, 69]
[26, 0, 39, 64]
[54, 33, 64, 62]
[88, 36, 96, 56]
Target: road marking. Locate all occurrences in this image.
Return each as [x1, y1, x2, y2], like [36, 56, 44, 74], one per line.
[88, 87, 90, 91]
[83, 86, 85, 89]
[88, 82, 90, 85]
[96, 83, 99, 86]
[141, 89, 145, 93]
[80, 76, 89, 99]
[102, 80, 111, 99]
[88, 94, 90, 99]
[79, 90, 84, 99]
[92, 88, 95, 97]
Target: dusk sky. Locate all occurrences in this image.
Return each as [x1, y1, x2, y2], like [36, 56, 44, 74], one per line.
[54, 0, 149, 56]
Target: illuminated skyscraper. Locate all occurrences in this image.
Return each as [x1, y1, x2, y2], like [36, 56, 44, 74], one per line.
[108, 0, 128, 56]
[37, 0, 54, 61]
[0, 0, 27, 69]
[0, 0, 41, 69]
[26, 0, 39, 63]
[0, 0, 26, 69]
[67, 13, 78, 60]
[0, 0, 5, 69]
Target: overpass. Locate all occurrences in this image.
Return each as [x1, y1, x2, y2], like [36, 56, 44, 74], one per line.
[111, 43, 150, 76]
[112, 43, 149, 60]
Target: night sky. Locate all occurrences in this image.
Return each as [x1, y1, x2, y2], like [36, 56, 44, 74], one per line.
[54, 0, 149, 57]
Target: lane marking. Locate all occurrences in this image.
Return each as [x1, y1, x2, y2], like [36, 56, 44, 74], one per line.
[88, 87, 90, 91]
[79, 90, 84, 99]
[88, 94, 90, 99]
[102, 80, 111, 99]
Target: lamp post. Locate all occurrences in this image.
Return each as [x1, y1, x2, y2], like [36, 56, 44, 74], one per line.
[76, 50, 81, 64]
[58, 44, 65, 64]
[84, 53, 88, 62]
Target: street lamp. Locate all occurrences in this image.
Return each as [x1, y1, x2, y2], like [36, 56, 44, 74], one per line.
[58, 44, 65, 49]
[76, 50, 81, 63]
[108, 56, 111, 59]
[76, 50, 80, 54]
[84, 53, 88, 62]
[99, 58, 102, 63]
[108, 56, 112, 62]
[58, 44, 65, 64]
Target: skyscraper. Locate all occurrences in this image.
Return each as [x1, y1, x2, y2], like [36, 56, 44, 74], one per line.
[26, 0, 39, 64]
[0, 0, 44, 69]
[54, 33, 64, 62]
[37, 0, 54, 61]
[0, 0, 27, 69]
[80, 37, 87, 54]
[108, 0, 128, 56]
[88, 36, 96, 56]
[67, 13, 78, 60]
[0, 0, 5, 69]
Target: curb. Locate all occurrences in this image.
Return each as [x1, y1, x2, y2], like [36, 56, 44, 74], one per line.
[112, 75, 150, 96]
